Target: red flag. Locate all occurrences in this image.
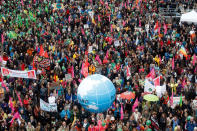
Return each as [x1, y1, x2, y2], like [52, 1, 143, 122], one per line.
[153, 76, 160, 86]
[132, 98, 138, 112]
[1, 34, 4, 44]
[172, 57, 174, 70]
[164, 23, 167, 35]
[120, 104, 124, 120]
[39, 45, 49, 58]
[146, 68, 155, 79]
[154, 21, 159, 31]
[34, 0, 36, 4]
[193, 54, 196, 66]
[39, 45, 45, 56]
[81, 27, 85, 35]
[44, 51, 49, 58]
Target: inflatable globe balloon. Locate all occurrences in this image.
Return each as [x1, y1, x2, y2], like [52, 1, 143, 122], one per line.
[77, 74, 116, 113]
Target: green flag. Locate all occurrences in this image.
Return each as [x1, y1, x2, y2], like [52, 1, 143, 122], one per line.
[179, 94, 182, 107]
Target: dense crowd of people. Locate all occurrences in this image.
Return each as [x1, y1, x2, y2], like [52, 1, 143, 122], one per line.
[0, 0, 197, 130]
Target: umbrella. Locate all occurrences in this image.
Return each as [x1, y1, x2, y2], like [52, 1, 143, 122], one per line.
[120, 91, 135, 100]
[143, 94, 159, 102]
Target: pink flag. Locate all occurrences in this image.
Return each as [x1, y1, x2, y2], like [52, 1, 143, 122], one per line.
[1, 34, 4, 44]
[81, 63, 84, 74]
[153, 76, 160, 86]
[106, 50, 109, 59]
[106, 2, 109, 9]
[122, 20, 126, 27]
[182, 78, 186, 88]
[16, 91, 23, 107]
[57, 28, 61, 35]
[122, 2, 124, 7]
[170, 88, 173, 106]
[110, 24, 113, 32]
[95, 55, 102, 65]
[89, 0, 92, 4]
[68, 15, 71, 23]
[100, 0, 104, 5]
[98, 15, 101, 22]
[21, 0, 24, 6]
[9, 97, 14, 113]
[71, 66, 74, 78]
[172, 57, 174, 70]
[164, 23, 167, 35]
[109, 15, 111, 22]
[132, 98, 138, 112]
[139, 19, 141, 27]
[120, 104, 124, 120]
[124, 2, 127, 8]
[2, 81, 9, 92]
[146, 68, 155, 79]
[10, 112, 20, 126]
[193, 54, 196, 66]
[158, 26, 161, 34]
[127, 0, 130, 5]
[34, 0, 36, 4]
[140, 8, 143, 14]
[159, 55, 162, 65]
[126, 65, 131, 79]
[81, 27, 85, 35]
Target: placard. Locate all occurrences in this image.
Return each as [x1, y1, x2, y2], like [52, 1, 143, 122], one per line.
[40, 99, 57, 112]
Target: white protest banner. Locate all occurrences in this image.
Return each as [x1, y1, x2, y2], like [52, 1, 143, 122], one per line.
[192, 99, 197, 110]
[114, 40, 120, 47]
[171, 96, 185, 109]
[88, 11, 94, 20]
[40, 99, 57, 112]
[144, 79, 155, 93]
[84, 24, 89, 29]
[156, 84, 166, 98]
[1, 67, 36, 79]
[65, 74, 72, 81]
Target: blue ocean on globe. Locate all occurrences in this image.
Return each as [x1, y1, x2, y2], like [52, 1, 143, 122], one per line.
[77, 74, 116, 113]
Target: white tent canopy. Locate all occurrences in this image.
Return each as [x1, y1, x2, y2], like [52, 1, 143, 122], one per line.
[180, 10, 197, 24]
